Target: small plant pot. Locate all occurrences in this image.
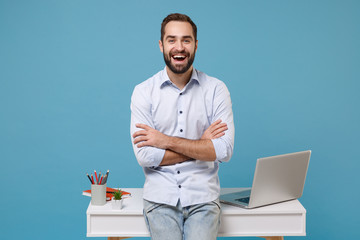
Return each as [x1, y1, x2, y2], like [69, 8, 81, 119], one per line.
[111, 198, 123, 210]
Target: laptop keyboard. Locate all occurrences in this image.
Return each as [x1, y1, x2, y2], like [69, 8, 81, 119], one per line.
[235, 197, 250, 204]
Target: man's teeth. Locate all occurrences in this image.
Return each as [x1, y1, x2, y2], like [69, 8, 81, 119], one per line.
[173, 55, 186, 59]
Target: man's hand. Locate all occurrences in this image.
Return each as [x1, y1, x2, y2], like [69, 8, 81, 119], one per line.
[133, 123, 170, 149]
[201, 119, 228, 140]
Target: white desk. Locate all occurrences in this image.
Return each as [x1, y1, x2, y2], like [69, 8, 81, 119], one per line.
[87, 188, 306, 240]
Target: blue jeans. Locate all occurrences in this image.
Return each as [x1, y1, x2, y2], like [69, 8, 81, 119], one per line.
[143, 199, 221, 240]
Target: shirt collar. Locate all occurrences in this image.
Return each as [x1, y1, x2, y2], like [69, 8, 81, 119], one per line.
[160, 66, 200, 89]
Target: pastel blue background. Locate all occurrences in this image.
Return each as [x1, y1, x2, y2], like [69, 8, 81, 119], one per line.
[1, 0, 359, 239]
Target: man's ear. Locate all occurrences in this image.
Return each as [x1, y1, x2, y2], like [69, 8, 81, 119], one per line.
[159, 40, 164, 53]
[195, 40, 198, 52]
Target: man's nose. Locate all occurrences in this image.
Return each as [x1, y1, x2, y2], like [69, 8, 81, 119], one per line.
[175, 40, 185, 51]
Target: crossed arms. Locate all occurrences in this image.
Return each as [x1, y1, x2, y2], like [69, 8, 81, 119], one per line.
[132, 120, 228, 166]
[130, 78, 234, 168]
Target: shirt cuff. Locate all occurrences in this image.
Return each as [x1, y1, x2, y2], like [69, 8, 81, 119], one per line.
[211, 138, 228, 162]
[136, 146, 166, 168]
[150, 148, 166, 167]
[136, 146, 165, 168]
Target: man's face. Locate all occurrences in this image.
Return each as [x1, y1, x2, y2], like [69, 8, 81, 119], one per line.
[159, 21, 198, 74]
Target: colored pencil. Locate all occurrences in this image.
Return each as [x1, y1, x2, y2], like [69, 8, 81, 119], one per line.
[86, 173, 92, 184]
[99, 176, 104, 185]
[94, 170, 98, 184]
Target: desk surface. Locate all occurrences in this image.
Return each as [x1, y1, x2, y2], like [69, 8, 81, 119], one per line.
[87, 188, 306, 237]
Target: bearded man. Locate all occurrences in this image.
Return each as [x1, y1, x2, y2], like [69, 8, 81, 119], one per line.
[130, 13, 235, 240]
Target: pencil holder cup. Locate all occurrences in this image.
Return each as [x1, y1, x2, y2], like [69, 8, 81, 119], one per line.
[91, 184, 107, 205]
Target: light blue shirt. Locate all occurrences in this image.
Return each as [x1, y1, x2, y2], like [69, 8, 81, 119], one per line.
[130, 67, 235, 207]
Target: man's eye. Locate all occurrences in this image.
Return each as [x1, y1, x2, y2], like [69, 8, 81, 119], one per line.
[169, 40, 175, 43]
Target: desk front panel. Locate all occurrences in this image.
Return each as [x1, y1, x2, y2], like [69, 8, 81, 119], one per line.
[86, 188, 306, 237]
[87, 214, 149, 237]
[87, 213, 305, 237]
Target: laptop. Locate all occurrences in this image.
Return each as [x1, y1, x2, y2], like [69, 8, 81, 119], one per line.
[220, 150, 311, 209]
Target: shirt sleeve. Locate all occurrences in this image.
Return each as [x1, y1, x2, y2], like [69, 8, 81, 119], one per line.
[130, 85, 165, 167]
[210, 81, 235, 163]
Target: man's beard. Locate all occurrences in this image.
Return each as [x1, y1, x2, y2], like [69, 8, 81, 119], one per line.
[163, 49, 196, 74]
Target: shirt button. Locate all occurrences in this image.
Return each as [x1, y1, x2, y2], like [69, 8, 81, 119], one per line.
[180, 129, 183, 132]
[180, 93, 183, 95]
[179, 111, 183, 114]
[178, 185, 181, 188]
[177, 171, 180, 174]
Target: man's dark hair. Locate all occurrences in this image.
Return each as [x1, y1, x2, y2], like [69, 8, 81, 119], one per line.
[161, 13, 197, 42]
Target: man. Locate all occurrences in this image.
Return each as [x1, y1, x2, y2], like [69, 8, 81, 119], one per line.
[130, 13, 235, 240]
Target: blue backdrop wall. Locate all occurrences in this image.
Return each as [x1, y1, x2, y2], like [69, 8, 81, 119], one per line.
[1, 0, 359, 239]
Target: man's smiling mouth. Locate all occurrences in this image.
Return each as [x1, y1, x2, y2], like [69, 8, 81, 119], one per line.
[172, 55, 187, 62]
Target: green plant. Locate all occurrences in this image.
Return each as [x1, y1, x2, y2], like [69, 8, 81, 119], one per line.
[112, 189, 123, 200]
